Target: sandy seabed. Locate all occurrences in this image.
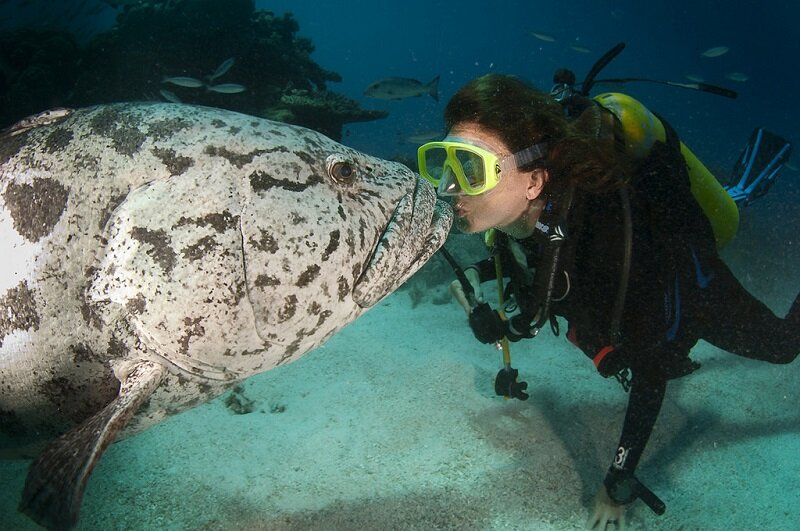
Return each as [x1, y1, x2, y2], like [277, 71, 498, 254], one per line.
[2, 229, 799, 531]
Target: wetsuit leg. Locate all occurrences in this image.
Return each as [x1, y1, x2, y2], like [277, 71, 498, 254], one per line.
[689, 255, 798, 364]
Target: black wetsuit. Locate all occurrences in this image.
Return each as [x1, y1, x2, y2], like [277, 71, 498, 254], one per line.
[468, 123, 800, 505]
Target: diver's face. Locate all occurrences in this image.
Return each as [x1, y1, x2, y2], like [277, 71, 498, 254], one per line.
[448, 122, 545, 236]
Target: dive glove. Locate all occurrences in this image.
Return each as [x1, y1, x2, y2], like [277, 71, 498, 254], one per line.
[468, 303, 507, 344]
[468, 303, 534, 344]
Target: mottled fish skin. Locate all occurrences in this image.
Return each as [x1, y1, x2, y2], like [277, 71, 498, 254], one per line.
[0, 102, 452, 447]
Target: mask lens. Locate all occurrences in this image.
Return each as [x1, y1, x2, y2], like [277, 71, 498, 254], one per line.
[421, 146, 447, 183]
[454, 148, 487, 190]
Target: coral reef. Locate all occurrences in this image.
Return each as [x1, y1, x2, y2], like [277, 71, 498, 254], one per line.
[0, 0, 384, 139]
[267, 89, 388, 141]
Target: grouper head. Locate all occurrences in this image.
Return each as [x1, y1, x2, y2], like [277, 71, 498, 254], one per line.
[239, 123, 453, 354]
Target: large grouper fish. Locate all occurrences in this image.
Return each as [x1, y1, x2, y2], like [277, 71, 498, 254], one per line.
[0, 103, 452, 529]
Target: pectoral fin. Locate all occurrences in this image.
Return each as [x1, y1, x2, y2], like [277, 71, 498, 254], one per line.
[19, 360, 165, 530]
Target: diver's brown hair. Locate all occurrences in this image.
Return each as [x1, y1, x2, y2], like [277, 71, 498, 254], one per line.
[443, 74, 632, 191]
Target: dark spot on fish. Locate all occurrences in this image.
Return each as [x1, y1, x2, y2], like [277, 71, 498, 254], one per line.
[174, 211, 238, 233]
[277, 295, 297, 322]
[279, 337, 302, 364]
[249, 170, 323, 192]
[203, 145, 266, 168]
[98, 193, 129, 230]
[108, 336, 129, 358]
[70, 343, 99, 363]
[89, 107, 122, 136]
[322, 230, 340, 261]
[44, 127, 73, 153]
[2, 177, 69, 242]
[288, 211, 307, 225]
[228, 126, 241, 135]
[178, 316, 205, 355]
[151, 147, 194, 176]
[130, 226, 176, 275]
[109, 126, 146, 156]
[254, 274, 280, 287]
[294, 151, 317, 167]
[296, 265, 320, 287]
[248, 229, 279, 253]
[126, 293, 147, 315]
[337, 205, 346, 221]
[351, 263, 362, 283]
[308, 301, 321, 315]
[89, 107, 146, 156]
[211, 119, 226, 128]
[80, 301, 104, 330]
[0, 281, 40, 348]
[316, 310, 332, 328]
[337, 276, 350, 302]
[182, 234, 219, 261]
[148, 116, 192, 140]
[358, 218, 367, 249]
[0, 129, 31, 165]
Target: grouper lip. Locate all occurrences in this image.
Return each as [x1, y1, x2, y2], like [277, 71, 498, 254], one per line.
[352, 177, 453, 308]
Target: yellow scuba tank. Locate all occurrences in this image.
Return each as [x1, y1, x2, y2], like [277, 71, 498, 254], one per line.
[594, 92, 739, 248]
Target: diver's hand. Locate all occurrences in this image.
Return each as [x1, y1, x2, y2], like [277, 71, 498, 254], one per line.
[586, 485, 626, 530]
[468, 303, 508, 344]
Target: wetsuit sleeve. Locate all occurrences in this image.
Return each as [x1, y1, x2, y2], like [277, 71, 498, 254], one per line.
[604, 369, 667, 502]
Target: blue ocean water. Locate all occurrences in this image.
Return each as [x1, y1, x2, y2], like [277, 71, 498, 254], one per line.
[0, 1, 798, 530]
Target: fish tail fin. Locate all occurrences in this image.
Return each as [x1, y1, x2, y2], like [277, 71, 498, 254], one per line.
[19, 360, 165, 530]
[427, 75, 440, 102]
[724, 127, 792, 206]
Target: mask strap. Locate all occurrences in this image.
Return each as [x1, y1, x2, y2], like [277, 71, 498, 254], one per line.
[513, 142, 549, 168]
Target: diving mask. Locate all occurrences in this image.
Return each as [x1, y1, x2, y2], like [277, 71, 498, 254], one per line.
[418, 137, 548, 196]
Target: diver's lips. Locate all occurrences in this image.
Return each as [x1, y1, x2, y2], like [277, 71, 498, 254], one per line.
[352, 177, 453, 307]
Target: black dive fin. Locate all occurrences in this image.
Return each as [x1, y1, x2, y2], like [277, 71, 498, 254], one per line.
[725, 127, 792, 205]
[19, 360, 165, 531]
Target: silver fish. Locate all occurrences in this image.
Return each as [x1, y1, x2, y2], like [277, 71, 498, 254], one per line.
[206, 83, 247, 94]
[208, 57, 235, 81]
[364, 76, 440, 102]
[725, 72, 749, 82]
[0, 102, 452, 529]
[161, 76, 205, 88]
[159, 89, 182, 103]
[701, 46, 729, 58]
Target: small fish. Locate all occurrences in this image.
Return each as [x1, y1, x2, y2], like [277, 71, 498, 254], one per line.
[530, 31, 556, 42]
[159, 89, 182, 103]
[725, 72, 749, 82]
[701, 46, 729, 58]
[364, 76, 440, 102]
[570, 45, 592, 54]
[685, 74, 705, 83]
[208, 57, 235, 81]
[206, 83, 247, 94]
[162, 76, 205, 88]
[401, 130, 444, 144]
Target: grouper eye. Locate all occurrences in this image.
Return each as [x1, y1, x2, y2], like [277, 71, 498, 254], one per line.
[325, 154, 359, 185]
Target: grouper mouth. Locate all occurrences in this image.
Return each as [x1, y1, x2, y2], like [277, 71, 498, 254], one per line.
[352, 176, 453, 307]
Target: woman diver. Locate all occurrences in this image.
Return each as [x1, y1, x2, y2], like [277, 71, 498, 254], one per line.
[417, 72, 799, 529]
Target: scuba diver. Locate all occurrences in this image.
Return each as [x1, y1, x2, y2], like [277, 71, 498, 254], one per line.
[417, 45, 798, 530]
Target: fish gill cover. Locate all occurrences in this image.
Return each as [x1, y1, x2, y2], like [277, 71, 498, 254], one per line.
[0, 0, 387, 140]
